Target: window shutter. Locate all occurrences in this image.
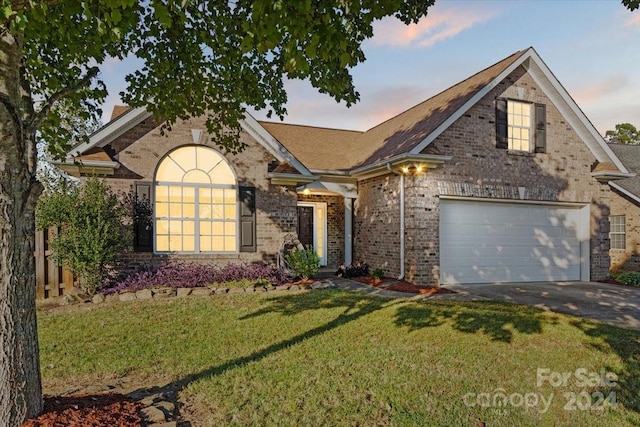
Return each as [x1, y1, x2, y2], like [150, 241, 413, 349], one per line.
[134, 182, 153, 252]
[495, 98, 508, 149]
[239, 186, 256, 252]
[534, 103, 546, 153]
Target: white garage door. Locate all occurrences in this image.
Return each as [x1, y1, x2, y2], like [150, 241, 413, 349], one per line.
[439, 199, 588, 284]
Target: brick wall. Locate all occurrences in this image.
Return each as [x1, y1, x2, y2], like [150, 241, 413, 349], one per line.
[99, 116, 298, 269]
[354, 175, 402, 277]
[354, 65, 612, 285]
[297, 194, 345, 268]
[609, 191, 640, 271]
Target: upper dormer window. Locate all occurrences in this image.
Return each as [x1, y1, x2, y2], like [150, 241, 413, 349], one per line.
[496, 98, 546, 153]
[507, 100, 532, 151]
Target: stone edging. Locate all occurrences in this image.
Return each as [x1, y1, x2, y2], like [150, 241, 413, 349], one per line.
[84, 279, 338, 305]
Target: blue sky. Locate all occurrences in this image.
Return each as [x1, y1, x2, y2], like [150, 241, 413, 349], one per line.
[100, 0, 639, 135]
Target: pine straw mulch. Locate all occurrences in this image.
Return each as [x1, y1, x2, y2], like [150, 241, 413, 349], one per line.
[21, 394, 145, 427]
[350, 276, 455, 295]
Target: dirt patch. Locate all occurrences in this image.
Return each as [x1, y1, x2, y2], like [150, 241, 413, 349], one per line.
[350, 276, 455, 295]
[22, 394, 144, 427]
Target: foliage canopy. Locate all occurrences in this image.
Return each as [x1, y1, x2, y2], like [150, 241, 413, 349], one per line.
[36, 177, 129, 295]
[2, 0, 436, 155]
[605, 123, 640, 145]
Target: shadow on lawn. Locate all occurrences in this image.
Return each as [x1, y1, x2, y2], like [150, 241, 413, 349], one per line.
[570, 319, 640, 415]
[129, 291, 640, 421]
[393, 300, 554, 343]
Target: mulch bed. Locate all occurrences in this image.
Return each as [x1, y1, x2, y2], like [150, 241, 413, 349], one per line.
[350, 276, 455, 295]
[22, 394, 144, 427]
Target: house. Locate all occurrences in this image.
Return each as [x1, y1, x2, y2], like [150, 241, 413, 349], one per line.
[606, 143, 640, 271]
[58, 47, 633, 286]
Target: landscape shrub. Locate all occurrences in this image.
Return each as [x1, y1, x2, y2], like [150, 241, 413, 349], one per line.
[285, 245, 320, 280]
[371, 268, 385, 280]
[36, 177, 129, 295]
[336, 262, 370, 278]
[615, 271, 640, 287]
[103, 262, 288, 294]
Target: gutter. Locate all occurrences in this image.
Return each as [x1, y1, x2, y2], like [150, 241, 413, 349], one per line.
[591, 171, 635, 182]
[350, 154, 453, 179]
[609, 181, 640, 205]
[54, 159, 121, 169]
[386, 163, 405, 280]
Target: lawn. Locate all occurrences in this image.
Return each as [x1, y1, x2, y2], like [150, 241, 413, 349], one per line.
[38, 290, 640, 426]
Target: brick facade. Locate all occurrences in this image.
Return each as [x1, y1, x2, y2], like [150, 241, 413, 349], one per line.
[354, 66, 612, 285]
[98, 116, 299, 269]
[298, 194, 345, 268]
[609, 191, 640, 271]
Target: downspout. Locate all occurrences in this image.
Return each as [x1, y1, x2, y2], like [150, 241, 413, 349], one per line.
[387, 164, 405, 280]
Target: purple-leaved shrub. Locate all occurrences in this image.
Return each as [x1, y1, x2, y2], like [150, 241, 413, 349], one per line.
[102, 262, 289, 294]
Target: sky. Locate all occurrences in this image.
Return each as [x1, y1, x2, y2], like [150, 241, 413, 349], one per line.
[99, 0, 640, 136]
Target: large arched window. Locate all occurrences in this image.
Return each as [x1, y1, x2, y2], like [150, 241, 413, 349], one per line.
[154, 146, 237, 253]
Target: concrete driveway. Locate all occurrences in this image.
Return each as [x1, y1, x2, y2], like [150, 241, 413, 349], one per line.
[442, 281, 640, 331]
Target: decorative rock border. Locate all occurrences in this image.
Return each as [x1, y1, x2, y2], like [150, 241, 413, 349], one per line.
[89, 280, 338, 305]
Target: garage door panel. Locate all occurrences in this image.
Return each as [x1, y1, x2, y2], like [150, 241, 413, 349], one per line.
[440, 200, 585, 285]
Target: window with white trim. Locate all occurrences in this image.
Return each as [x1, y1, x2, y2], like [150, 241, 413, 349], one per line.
[507, 100, 532, 152]
[610, 215, 626, 250]
[154, 146, 237, 253]
[496, 99, 546, 153]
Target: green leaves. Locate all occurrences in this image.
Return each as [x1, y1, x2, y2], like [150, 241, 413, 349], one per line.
[605, 123, 640, 145]
[36, 177, 130, 295]
[13, 0, 434, 156]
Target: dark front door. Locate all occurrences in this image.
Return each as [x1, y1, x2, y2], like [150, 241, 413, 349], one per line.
[297, 206, 314, 248]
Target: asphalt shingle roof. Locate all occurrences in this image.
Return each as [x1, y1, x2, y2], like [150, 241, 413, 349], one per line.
[262, 49, 527, 171]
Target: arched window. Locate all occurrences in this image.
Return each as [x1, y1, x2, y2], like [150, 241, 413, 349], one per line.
[154, 146, 237, 253]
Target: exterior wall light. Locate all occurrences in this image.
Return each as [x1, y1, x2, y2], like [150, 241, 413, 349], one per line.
[401, 163, 425, 175]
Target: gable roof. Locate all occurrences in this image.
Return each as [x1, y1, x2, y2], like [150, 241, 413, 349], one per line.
[266, 47, 627, 175]
[608, 144, 640, 172]
[353, 50, 528, 167]
[67, 47, 628, 180]
[259, 122, 363, 171]
[607, 144, 640, 203]
[66, 108, 314, 178]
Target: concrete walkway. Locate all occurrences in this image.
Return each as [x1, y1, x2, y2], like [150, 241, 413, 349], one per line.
[442, 281, 640, 331]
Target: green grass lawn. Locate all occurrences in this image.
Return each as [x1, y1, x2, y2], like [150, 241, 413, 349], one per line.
[38, 290, 640, 426]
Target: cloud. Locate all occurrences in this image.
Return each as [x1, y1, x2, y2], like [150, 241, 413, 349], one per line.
[249, 79, 433, 132]
[570, 75, 629, 106]
[626, 13, 640, 29]
[371, 4, 497, 48]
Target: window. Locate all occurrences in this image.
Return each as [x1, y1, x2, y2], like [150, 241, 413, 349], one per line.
[610, 215, 626, 250]
[154, 146, 237, 253]
[496, 99, 546, 153]
[507, 100, 532, 151]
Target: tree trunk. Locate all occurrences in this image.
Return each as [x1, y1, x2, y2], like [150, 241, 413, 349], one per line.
[0, 29, 43, 426]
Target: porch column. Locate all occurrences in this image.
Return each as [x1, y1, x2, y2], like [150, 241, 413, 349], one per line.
[344, 197, 353, 265]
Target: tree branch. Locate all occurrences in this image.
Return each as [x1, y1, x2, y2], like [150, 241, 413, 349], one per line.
[0, 91, 23, 136]
[28, 66, 99, 129]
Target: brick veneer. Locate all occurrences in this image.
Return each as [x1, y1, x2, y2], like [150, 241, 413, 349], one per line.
[609, 191, 640, 271]
[354, 66, 612, 285]
[98, 116, 299, 268]
[297, 194, 345, 268]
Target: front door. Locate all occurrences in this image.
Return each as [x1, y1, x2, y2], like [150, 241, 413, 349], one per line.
[297, 206, 314, 248]
[296, 202, 327, 266]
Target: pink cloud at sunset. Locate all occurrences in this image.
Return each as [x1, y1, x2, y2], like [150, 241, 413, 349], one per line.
[570, 75, 629, 106]
[626, 13, 640, 28]
[371, 5, 497, 48]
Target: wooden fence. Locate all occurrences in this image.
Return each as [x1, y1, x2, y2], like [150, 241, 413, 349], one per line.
[34, 227, 75, 299]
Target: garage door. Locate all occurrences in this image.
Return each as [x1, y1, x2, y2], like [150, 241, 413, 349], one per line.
[439, 199, 588, 284]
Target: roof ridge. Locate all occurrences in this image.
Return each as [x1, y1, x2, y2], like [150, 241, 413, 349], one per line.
[258, 120, 363, 134]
